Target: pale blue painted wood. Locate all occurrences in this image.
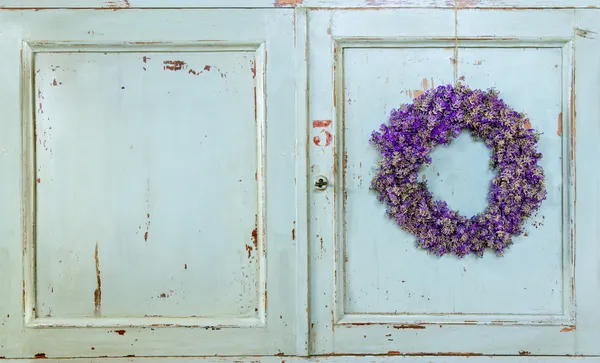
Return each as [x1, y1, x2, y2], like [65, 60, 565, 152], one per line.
[308, 8, 599, 357]
[0, 9, 305, 358]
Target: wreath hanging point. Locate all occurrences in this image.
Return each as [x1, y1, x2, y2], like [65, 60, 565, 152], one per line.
[370, 84, 547, 258]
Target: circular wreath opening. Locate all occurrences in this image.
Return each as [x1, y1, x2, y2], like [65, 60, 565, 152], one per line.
[370, 84, 547, 257]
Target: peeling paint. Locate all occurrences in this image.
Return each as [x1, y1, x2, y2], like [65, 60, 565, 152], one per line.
[576, 27, 597, 39]
[393, 324, 426, 329]
[251, 228, 258, 249]
[163, 60, 187, 71]
[93, 241, 101, 317]
[250, 60, 256, 78]
[275, 0, 302, 6]
[557, 112, 563, 136]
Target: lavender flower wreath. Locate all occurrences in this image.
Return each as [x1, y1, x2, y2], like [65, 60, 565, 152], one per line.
[370, 84, 547, 257]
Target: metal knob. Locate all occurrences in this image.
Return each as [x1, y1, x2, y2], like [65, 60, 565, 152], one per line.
[314, 176, 329, 191]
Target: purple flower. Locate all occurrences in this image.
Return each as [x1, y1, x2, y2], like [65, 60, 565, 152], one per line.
[370, 84, 547, 257]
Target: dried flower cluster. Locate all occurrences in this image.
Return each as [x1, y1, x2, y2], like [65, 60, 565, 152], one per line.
[370, 84, 547, 257]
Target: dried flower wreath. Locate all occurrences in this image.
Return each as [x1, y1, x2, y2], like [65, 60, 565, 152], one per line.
[370, 84, 546, 257]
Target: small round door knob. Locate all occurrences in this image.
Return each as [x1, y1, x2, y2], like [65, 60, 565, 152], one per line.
[314, 176, 329, 191]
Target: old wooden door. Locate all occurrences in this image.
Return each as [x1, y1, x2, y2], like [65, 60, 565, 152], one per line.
[308, 8, 600, 356]
[0, 9, 307, 358]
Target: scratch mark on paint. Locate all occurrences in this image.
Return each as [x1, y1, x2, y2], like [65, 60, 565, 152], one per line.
[393, 324, 426, 329]
[94, 242, 101, 317]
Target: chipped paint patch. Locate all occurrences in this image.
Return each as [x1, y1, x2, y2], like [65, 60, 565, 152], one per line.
[405, 78, 435, 100]
[94, 242, 102, 317]
[557, 112, 563, 136]
[576, 28, 597, 39]
[163, 60, 187, 71]
[561, 325, 576, 332]
[275, 0, 302, 6]
[34, 353, 46, 359]
[114, 329, 126, 335]
[105, 0, 130, 7]
[519, 351, 531, 355]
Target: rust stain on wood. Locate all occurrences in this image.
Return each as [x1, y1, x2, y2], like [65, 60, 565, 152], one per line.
[519, 351, 531, 355]
[561, 325, 576, 332]
[163, 60, 187, 71]
[203, 65, 211, 71]
[37, 178, 41, 184]
[393, 324, 426, 329]
[114, 329, 126, 335]
[144, 231, 148, 241]
[557, 112, 563, 136]
[94, 241, 102, 317]
[387, 351, 402, 355]
[34, 353, 46, 359]
[245, 244, 253, 259]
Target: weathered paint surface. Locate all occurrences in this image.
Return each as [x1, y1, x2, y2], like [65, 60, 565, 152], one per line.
[308, 7, 600, 357]
[0, 9, 303, 358]
[34, 51, 260, 319]
[1, 4, 600, 362]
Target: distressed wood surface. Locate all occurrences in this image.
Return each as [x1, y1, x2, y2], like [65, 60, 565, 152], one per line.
[308, 8, 599, 356]
[0, 0, 598, 8]
[3, 356, 600, 362]
[0, 9, 305, 358]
